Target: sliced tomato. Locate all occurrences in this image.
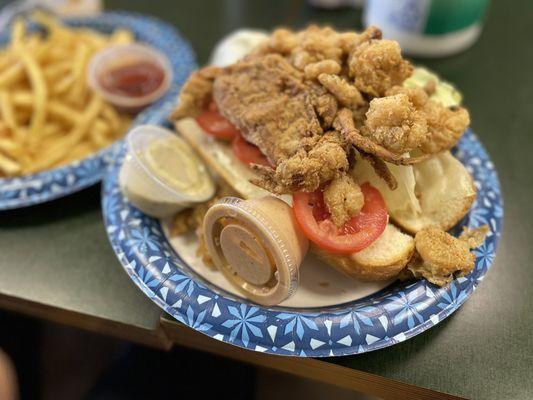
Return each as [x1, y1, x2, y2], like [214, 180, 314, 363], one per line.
[195, 102, 240, 140]
[292, 183, 388, 254]
[231, 135, 271, 167]
[208, 101, 218, 112]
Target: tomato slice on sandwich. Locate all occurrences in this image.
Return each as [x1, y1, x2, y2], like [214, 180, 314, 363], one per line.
[196, 102, 271, 167]
[292, 183, 388, 254]
[196, 102, 240, 140]
[231, 135, 271, 167]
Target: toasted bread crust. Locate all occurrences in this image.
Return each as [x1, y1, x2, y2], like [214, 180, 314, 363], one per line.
[312, 224, 415, 281]
[392, 169, 476, 235]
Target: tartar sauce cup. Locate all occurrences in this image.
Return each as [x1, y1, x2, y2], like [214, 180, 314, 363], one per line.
[88, 43, 173, 112]
[119, 125, 215, 218]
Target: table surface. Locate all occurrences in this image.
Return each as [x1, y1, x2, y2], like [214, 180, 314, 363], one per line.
[1, 0, 532, 399]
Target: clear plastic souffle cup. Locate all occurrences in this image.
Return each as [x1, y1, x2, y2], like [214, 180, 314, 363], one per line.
[119, 125, 215, 218]
[88, 44, 173, 113]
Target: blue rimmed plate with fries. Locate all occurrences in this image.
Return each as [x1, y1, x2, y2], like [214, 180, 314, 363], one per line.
[0, 11, 196, 210]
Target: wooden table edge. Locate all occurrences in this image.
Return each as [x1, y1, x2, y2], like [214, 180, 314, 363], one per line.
[160, 317, 466, 400]
[0, 291, 467, 399]
[0, 293, 171, 350]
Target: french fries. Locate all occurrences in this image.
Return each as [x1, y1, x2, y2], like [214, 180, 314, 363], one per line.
[0, 14, 133, 177]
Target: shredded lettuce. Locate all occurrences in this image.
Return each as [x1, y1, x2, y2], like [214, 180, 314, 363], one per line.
[404, 67, 463, 107]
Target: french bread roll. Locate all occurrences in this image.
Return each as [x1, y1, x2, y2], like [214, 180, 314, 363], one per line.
[352, 151, 476, 235]
[175, 118, 415, 281]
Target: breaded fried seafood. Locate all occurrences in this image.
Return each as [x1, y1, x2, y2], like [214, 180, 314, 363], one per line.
[171, 25, 486, 287]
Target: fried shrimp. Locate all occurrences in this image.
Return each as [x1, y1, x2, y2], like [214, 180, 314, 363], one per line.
[385, 85, 429, 108]
[349, 40, 413, 97]
[304, 59, 341, 79]
[362, 94, 428, 154]
[317, 73, 365, 107]
[407, 226, 475, 286]
[252, 131, 348, 194]
[386, 85, 470, 154]
[420, 103, 470, 154]
[333, 108, 429, 165]
[314, 93, 338, 129]
[323, 174, 364, 226]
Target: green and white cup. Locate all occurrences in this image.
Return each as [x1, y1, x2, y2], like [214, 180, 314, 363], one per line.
[364, 0, 490, 57]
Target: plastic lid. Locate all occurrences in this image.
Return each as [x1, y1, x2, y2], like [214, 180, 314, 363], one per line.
[122, 125, 214, 205]
[203, 196, 308, 306]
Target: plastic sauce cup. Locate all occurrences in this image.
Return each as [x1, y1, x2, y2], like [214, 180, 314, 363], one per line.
[119, 125, 215, 218]
[203, 196, 309, 306]
[88, 43, 173, 113]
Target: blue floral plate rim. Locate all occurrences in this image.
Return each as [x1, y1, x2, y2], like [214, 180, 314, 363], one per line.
[0, 11, 197, 210]
[102, 123, 503, 357]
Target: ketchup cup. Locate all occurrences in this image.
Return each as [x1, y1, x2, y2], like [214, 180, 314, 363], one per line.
[88, 43, 173, 113]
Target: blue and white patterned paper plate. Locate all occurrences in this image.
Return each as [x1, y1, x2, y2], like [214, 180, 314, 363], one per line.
[0, 12, 196, 210]
[102, 125, 503, 357]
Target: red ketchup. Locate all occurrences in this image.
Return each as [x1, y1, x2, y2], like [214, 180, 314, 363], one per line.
[99, 61, 165, 98]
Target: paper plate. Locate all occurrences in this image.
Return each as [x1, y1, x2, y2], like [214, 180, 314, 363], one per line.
[102, 124, 502, 357]
[0, 11, 196, 210]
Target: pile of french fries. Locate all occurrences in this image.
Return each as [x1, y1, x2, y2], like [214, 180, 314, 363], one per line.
[0, 13, 133, 177]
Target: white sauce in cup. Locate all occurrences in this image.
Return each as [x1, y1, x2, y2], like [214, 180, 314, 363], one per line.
[119, 125, 215, 218]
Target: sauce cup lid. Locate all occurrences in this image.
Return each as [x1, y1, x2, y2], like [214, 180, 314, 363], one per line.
[203, 196, 307, 305]
[88, 43, 173, 110]
[122, 125, 215, 205]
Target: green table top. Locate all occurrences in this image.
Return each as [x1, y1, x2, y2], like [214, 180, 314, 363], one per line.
[1, 0, 532, 399]
[0, 187, 162, 332]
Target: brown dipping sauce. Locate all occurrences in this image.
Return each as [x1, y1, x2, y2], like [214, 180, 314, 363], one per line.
[100, 61, 165, 97]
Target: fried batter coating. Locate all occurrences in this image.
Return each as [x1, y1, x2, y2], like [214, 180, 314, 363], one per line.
[314, 93, 338, 129]
[268, 28, 298, 54]
[362, 94, 428, 154]
[335, 32, 360, 53]
[334, 107, 430, 165]
[459, 225, 489, 249]
[213, 54, 322, 163]
[304, 59, 341, 80]
[291, 26, 344, 68]
[323, 174, 364, 226]
[385, 85, 469, 154]
[171, 184, 233, 236]
[349, 40, 413, 97]
[171, 204, 214, 266]
[170, 66, 222, 119]
[336, 26, 382, 53]
[318, 73, 365, 107]
[408, 226, 475, 286]
[419, 103, 470, 154]
[252, 131, 348, 193]
[255, 26, 345, 70]
[386, 85, 429, 108]
[291, 50, 314, 70]
[171, 184, 235, 268]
